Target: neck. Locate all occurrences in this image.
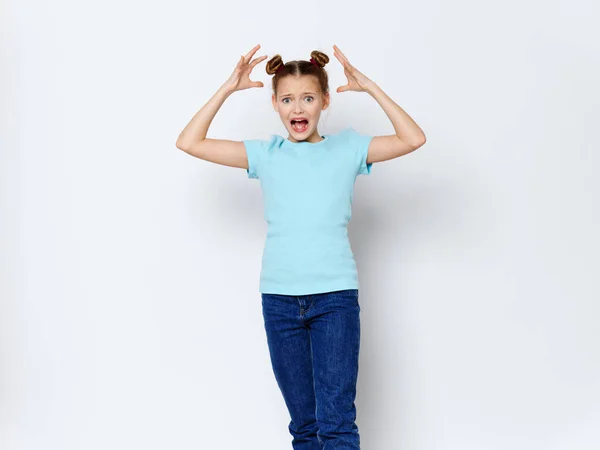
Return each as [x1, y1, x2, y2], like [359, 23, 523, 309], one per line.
[287, 130, 323, 143]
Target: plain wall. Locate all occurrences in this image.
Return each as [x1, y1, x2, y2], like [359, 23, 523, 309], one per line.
[1, 0, 599, 449]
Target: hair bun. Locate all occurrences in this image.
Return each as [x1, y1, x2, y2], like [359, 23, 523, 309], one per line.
[266, 54, 284, 75]
[310, 50, 329, 68]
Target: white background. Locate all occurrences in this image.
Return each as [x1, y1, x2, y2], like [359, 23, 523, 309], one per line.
[2, 0, 599, 449]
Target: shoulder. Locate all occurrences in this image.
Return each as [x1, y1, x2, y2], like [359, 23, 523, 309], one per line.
[335, 127, 372, 144]
[331, 127, 374, 176]
[243, 134, 284, 154]
[242, 134, 284, 179]
[327, 127, 373, 153]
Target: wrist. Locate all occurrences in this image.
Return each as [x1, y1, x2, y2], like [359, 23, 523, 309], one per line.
[364, 81, 380, 96]
[218, 84, 236, 98]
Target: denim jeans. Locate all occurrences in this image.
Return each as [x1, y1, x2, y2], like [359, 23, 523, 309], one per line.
[261, 289, 361, 450]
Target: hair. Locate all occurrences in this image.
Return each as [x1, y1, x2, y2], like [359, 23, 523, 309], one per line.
[265, 50, 330, 97]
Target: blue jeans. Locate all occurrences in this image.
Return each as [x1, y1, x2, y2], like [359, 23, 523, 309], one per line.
[261, 289, 361, 450]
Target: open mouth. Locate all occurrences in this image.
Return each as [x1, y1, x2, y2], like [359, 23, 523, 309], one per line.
[291, 119, 309, 133]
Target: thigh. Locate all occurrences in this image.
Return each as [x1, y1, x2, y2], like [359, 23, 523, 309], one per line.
[261, 293, 318, 425]
[309, 289, 360, 379]
[308, 290, 361, 421]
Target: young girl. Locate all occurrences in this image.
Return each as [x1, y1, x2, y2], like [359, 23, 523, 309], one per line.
[177, 44, 426, 450]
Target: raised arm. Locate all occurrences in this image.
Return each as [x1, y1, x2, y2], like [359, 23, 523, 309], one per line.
[176, 45, 267, 169]
[333, 44, 426, 163]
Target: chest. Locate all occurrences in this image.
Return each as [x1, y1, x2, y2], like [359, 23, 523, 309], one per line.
[259, 148, 357, 214]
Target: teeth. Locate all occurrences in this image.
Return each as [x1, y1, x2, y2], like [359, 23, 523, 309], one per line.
[292, 120, 308, 132]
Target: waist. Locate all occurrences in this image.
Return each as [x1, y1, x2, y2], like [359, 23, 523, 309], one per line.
[266, 221, 348, 237]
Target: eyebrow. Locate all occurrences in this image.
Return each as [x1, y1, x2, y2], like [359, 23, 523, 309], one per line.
[279, 92, 317, 97]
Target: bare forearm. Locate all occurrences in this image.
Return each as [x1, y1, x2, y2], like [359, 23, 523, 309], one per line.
[366, 83, 426, 145]
[176, 85, 234, 148]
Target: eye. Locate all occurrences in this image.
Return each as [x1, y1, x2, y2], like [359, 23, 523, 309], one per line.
[305, 96, 314, 102]
[282, 98, 290, 104]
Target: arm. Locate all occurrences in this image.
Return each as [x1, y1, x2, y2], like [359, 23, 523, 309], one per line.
[175, 86, 249, 169]
[176, 85, 232, 148]
[364, 83, 427, 163]
[333, 44, 426, 164]
[175, 44, 267, 169]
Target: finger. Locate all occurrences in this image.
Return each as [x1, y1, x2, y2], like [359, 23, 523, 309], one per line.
[333, 50, 350, 70]
[344, 65, 356, 79]
[251, 81, 264, 88]
[338, 53, 351, 69]
[333, 44, 350, 65]
[337, 85, 349, 93]
[250, 55, 268, 68]
[244, 44, 261, 62]
[332, 47, 344, 63]
[334, 44, 348, 61]
[332, 51, 345, 66]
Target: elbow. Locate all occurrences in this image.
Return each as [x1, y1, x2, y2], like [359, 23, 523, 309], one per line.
[175, 138, 188, 152]
[413, 134, 426, 149]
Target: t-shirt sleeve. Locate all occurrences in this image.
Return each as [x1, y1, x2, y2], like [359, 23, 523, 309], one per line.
[242, 139, 266, 179]
[346, 127, 374, 176]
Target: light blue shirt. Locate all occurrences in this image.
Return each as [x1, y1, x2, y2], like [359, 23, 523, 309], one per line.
[243, 127, 373, 295]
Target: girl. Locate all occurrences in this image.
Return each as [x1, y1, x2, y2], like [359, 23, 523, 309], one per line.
[176, 44, 426, 450]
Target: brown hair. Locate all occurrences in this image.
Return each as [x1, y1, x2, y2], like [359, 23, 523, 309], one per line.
[265, 50, 330, 97]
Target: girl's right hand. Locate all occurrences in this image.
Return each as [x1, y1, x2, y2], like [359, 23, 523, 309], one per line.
[222, 44, 267, 94]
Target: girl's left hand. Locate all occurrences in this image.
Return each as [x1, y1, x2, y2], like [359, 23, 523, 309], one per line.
[333, 44, 375, 93]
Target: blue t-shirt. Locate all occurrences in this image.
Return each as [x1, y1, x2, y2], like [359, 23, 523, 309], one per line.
[243, 127, 373, 295]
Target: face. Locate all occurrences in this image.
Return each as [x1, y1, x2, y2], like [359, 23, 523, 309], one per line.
[272, 75, 330, 143]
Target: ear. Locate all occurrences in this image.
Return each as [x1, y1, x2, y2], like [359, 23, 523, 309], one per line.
[322, 92, 330, 111]
[272, 93, 278, 111]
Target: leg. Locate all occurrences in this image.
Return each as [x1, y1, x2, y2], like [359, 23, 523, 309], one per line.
[308, 289, 361, 449]
[262, 293, 321, 450]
